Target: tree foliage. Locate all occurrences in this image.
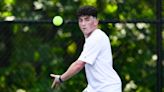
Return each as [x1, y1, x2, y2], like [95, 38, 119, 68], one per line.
[0, 0, 163, 92]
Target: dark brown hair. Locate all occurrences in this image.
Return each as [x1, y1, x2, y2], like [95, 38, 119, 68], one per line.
[76, 6, 97, 18]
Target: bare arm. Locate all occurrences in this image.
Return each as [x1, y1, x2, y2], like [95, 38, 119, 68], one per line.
[60, 60, 86, 81]
[50, 60, 86, 88]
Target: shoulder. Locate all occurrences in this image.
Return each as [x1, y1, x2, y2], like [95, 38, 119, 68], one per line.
[85, 29, 108, 46]
[88, 29, 105, 40]
[92, 29, 109, 41]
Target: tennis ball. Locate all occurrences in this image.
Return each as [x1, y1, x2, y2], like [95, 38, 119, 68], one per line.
[53, 16, 63, 26]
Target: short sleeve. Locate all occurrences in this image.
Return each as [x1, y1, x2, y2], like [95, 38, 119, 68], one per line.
[78, 33, 102, 65]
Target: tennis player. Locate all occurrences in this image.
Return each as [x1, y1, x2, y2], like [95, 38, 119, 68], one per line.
[50, 5, 122, 92]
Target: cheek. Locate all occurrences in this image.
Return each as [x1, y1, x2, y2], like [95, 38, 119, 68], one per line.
[88, 21, 95, 27]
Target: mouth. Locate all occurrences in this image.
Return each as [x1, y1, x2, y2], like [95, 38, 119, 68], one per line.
[82, 28, 86, 30]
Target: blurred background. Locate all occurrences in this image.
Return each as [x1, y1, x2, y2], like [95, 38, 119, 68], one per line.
[0, 0, 163, 92]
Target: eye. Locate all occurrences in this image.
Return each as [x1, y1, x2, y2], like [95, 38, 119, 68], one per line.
[86, 18, 90, 21]
[85, 17, 90, 21]
[78, 19, 82, 22]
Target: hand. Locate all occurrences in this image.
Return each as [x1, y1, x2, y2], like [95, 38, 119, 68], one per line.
[50, 74, 61, 88]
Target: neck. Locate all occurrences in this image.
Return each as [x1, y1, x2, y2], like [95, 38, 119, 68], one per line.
[85, 28, 97, 38]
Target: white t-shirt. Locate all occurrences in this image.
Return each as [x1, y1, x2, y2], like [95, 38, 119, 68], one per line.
[78, 29, 122, 92]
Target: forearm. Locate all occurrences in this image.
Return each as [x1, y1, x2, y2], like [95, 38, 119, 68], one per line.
[60, 60, 85, 81]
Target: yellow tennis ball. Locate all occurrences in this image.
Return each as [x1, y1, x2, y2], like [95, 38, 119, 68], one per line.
[53, 16, 63, 26]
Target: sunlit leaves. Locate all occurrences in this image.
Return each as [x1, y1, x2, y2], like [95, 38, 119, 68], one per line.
[124, 80, 137, 92]
[105, 4, 118, 13]
[119, 14, 126, 20]
[33, 1, 44, 10]
[34, 51, 40, 62]
[16, 89, 26, 92]
[67, 41, 77, 55]
[0, 12, 12, 18]
[81, 0, 96, 6]
[4, 0, 15, 5]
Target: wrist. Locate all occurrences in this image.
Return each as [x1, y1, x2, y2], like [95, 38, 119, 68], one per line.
[59, 76, 64, 83]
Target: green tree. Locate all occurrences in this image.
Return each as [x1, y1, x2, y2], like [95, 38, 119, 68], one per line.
[0, 0, 163, 92]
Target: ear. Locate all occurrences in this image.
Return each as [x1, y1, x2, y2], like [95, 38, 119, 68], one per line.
[94, 19, 99, 25]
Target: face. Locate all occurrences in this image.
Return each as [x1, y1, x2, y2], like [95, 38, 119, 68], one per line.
[78, 16, 98, 38]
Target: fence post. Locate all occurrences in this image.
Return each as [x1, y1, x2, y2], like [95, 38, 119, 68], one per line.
[156, 0, 163, 92]
[0, 24, 12, 67]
